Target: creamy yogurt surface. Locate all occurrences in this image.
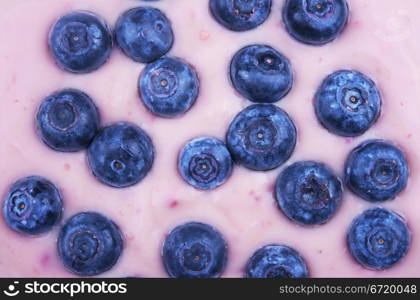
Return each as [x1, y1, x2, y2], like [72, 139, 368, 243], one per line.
[0, 0, 420, 277]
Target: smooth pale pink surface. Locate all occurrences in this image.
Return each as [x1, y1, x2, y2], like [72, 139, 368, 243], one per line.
[0, 0, 419, 277]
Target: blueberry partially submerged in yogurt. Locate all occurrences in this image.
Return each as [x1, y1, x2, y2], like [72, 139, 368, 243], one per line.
[275, 161, 342, 226]
[36, 89, 100, 152]
[230, 44, 293, 103]
[58, 212, 124, 276]
[87, 122, 155, 188]
[245, 244, 308, 278]
[209, 0, 272, 32]
[226, 104, 297, 171]
[314, 70, 381, 137]
[115, 7, 174, 63]
[347, 208, 411, 270]
[178, 137, 233, 190]
[138, 57, 199, 117]
[49, 11, 112, 73]
[282, 0, 349, 45]
[3, 176, 63, 235]
[344, 140, 409, 202]
[162, 222, 228, 278]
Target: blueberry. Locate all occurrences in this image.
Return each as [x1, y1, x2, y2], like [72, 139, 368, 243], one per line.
[245, 244, 308, 278]
[58, 212, 123, 276]
[209, 0, 272, 32]
[2, 176, 62, 235]
[87, 122, 155, 188]
[36, 89, 100, 152]
[162, 222, 228, 278]
[230, 44, 293, 103]
[314, 70, 381, 137]
[178, 137, 233, 190]
[275, 161, 342, 226]
[138, 57, 199, 117]
[344, 140, 408, 202]
[347, 208, 410, 270]
[115, 7, 174, 63]
[282, 0, 349, 45]
[226, 104, 296, 171]
[48, 11, 112, 73]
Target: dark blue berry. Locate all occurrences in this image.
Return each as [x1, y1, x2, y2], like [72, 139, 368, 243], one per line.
[178, 137, 233, 190]
[2, 176, 62, 235]
[58, 212, 123, 276]
[209, 0, 272, 32]
[139, 57, 199, 117]
[162, 222, 228, 278]
[245, 244, 308, 278]
[87, 122, 155, 188]
[48, 11, 112, 73]
[36, 89, 100, 152]
[275, 161, 342, 226]
[345, 140, 408, 202]
[314, 70, 381, 137]
[115, 7, 173, 63]
[347, 208, 410, 270]
[230, 44, 293, 103]
[226, 104, 296, 171]
[283, 0, 349, 45]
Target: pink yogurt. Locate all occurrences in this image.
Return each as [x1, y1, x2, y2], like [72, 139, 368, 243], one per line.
[0, 0, 419, 277]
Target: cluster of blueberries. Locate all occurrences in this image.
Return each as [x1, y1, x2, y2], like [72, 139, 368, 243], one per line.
[1, 0, 412, 278]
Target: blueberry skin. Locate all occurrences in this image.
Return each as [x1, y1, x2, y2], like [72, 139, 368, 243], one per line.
[275, 161, 342, 226]
[230, 45, 293, 103]
[2, 176, 62, 235]
[58, 212, 123, 276]
[139, 57, 199, 117]
[226, 104, 296, 171]
[36, 89, 100, 152]
[162, 222, 228, 278]
[115, 7, 174, 63]
[178, 137, 233, 190]
[209, 0, 272, 32]
[245, 244, 308, 278]
[314, 70, 381, 137]
[87, 122, 155, 188]
[344, 140, 408, 203]
[347, 208, 410, 270]
[282, 0, 349, 45]
[49, 11, 112, 73]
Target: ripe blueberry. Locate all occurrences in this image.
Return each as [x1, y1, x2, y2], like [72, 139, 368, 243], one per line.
[178, 137, 233, 190]
[275, 161, 342, 225]
[283, 0, 349, 45]
[344, 139, 408, 202]
[36, 89, 100, 152]
[314, 70, 381, 137]
[115, 7, 173, 63]
[226, 104, 296, 171]
[3, 176, 62, 235]
[138, 57, 199, 117]
[347, 207, 410, 270]
[49, 11, 112, 73]
[87, 122, 155, 188]
[245, 244, 308, 278]
[209, 0, 272, 32]
[58, 212, 123, 276]
[230, 44, 293, 103]
[162, 222, 228, 278]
